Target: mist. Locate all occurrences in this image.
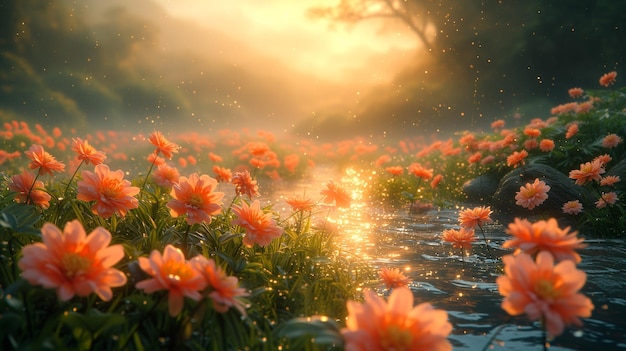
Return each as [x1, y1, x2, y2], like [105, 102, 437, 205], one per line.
[1, 0, 624, 140]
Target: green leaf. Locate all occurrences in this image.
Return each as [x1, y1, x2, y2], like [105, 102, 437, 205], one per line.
[275, 316, 343, 347]
[0, 203, 42, 236]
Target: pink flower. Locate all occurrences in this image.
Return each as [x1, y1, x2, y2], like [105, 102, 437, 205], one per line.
[599, 71, 617, 87]
[562, 200, 583, 215]
[191, 255, 249, 315]
[167, 173, 224, 225]
[77, 164, 140, 218]
[24, 144, 65, 176]
[458, 206, 492, 229]
[341, 287, 452, 351]
[595, 192, 618, 209]
[506, 150, 528, 167]
[503, 218, 587, 263]
[497, 251, 594, 337]
[231, 170, 260, 198]
[152, 163, 180, 188]
[18, 220, 127, 301]
[9, 170, 51, 208]
[320, 180, 351, 208]
[136, 245, 207, 317]
[569, 160, 605, 186]
[515, 178, 550, 210]
[231, 200, 284, 247]
[148, 131, 180, 159]
[568, 87, 584, 98]
[602, 133, 622, 148]
[71, 137, 106, 165]
[378, 267, 411, 289]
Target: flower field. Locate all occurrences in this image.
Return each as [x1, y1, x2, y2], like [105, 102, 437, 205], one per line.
[0, 72, 624, 349]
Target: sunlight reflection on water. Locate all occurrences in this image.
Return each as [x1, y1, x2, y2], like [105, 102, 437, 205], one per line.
[258, 165, 626, 350]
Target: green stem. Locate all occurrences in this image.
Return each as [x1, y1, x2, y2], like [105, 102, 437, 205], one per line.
[25, 173, 41, 206]
[140, 150, 160, 193]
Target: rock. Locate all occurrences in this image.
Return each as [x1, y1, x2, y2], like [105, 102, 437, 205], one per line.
[462, 172, 501, 202]
[491, 163, 591, 224]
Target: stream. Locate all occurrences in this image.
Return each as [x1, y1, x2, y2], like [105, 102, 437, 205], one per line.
[257, 165, 626, 350]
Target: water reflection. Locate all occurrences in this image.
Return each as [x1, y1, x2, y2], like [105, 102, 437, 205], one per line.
[259, 165, 626, 350]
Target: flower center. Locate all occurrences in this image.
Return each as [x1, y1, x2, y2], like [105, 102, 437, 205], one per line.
[162, 260, 193, 282]
[62, 253, 92, 278]
[189, 193, 204, 208]
[100, 179, 122, 198]
[380, 324, 413, 351]
[534, 278, 560, 300]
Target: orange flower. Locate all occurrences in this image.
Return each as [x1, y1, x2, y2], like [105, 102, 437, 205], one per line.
[599, 71, 617, 87]
[408, 163, 433, 180]
[167, 173, 224, 225]
[442, 228, 476, 250]
[430, 174, 443, 188]
[378, 267, 410, 289]
[341, 287, 452, 351]
[565, 123, 579, 139]
[208, 152, 223, 163]
[467, 152, 482, 164]
[77, 164, 140, 218]
[320, 180, 351, 208]
[496, 251, 594, 337]
[147, 153, 166, 166]
[523, 127, 541, 138]
[18, 220, 127, 301]
[601, 133, 622, 148]
[152, 163, 180, 188]
[491, 119, 505, 130]
[458, 206, 492, 229]
[503, 218, 587, 263]
[232, 200, 284, 247]
[506, 150, 528, 167]
[24, 144, 66, 176]
[568, 160, 605, 185]
[136, 245, 207, 317]
[595, 192, 618, 209]
[285, 195, 316, 212]
[600, 175, 620, 187]
[593, 153, 612, 166]
[515, 178, 550, 210]
[71, 137, 106, 165]
[9, 170, 51, 208]
[232, 170, 260, 198]
[568, 87, 584, 98]
[212, 165, 232, 183]
[191, 255, 249, 315]
[539, 139, 555, 152]
[149, 131, 180, 159]
[562, 200, 583, 215]
[385, 166, 404, 176]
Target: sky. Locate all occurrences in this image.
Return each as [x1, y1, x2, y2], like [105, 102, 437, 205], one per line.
[154, 0, 419, 84]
